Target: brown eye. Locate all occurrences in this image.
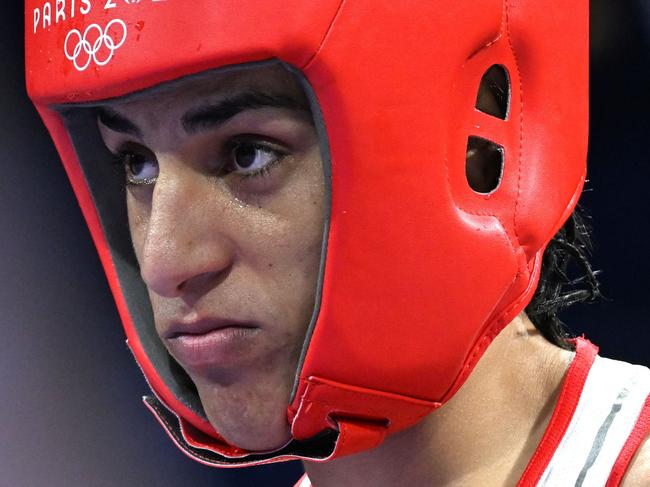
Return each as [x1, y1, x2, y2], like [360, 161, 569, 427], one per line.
[229, 142, 283, 176]
[233, 144, 258, 168]
[121, 152, 158, 185]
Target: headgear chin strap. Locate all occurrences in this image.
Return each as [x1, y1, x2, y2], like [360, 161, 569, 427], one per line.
[26, 0, 588, 465]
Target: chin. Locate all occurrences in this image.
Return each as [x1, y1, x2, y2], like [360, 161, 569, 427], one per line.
[196, 377, 294, 452]
[214, 416, 293, 452]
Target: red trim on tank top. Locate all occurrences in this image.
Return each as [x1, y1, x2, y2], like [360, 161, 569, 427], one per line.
[605, 393, 650, 487]
[516, 337, 599, 487]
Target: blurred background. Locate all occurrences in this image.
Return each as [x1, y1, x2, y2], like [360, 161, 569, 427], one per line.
[1, 1, 648, 486]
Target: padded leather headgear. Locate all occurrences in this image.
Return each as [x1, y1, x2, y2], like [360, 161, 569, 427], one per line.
[26, 0, 588, 465]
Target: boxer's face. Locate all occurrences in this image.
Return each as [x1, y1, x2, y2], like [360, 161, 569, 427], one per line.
[97, 65, 324, 451]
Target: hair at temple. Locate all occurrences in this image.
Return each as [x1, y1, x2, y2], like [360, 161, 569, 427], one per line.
[525, 206, 602, 349]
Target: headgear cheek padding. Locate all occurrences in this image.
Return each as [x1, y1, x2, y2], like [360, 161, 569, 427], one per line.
[25, 0, 588, 465]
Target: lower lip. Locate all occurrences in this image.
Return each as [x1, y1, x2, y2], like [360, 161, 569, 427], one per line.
[165, 326, 260, 371]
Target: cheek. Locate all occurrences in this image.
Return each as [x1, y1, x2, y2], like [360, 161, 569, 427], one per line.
[250, 148, 323, 247]
[234, 144, 324, 255]
[126, 193, 148, 263]
[253, 154, 325, 320]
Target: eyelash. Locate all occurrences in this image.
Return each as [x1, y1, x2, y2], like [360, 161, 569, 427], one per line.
[109, 151, 155, 186]
[225, 139, 287, 179]
[109, 137, 288, 186]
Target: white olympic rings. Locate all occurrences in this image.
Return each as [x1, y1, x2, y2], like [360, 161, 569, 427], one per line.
[64, 19, 128, 72]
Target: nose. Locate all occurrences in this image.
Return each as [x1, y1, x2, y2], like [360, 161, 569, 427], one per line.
[136, 164, 235, 299]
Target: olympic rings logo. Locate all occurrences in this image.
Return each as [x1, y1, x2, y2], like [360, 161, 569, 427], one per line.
[64, 19, 128, 72]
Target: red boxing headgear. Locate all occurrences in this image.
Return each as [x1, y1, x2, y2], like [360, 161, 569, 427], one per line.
[25, 0, 588, 465]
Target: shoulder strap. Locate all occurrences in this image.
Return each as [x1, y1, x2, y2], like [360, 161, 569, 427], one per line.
[606, 393, 650, 486]
[520, 338, 650, 486]
[517, 337, 598, 486]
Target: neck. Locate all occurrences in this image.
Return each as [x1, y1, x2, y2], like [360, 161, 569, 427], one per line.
[302, 314, 574, 487]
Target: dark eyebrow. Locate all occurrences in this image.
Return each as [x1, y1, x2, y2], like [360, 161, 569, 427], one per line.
[182, 91, 310, 134]
[95, 107, 143, 138]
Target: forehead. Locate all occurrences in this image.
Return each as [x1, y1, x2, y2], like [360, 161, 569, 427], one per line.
[100, 63, 309, 121]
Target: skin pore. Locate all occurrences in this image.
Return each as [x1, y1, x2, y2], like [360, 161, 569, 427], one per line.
[97, 63, 649, 485]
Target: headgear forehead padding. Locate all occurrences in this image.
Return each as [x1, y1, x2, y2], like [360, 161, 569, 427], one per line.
[26, 0, 588, 465]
